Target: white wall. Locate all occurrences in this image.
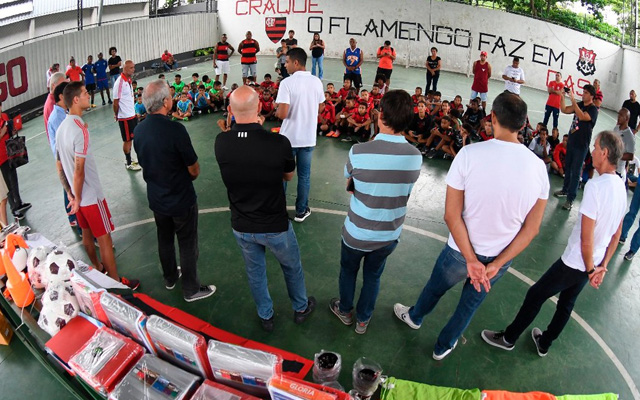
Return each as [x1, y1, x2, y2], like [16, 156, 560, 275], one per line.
[218, 0, 631, 109]
[0, 13, 218, 109]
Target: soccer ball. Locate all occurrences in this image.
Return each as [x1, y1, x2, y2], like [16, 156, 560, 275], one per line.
[27, 246, 51, 289]
[11, 246, 28, 272]
[44, 249, 77, 286]
[38, 283, 79, 336]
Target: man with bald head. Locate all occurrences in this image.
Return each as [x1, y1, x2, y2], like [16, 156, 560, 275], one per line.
[113, 59, 141, 171]
[613, 107, 635, 182]
[215, 86, 316, 332]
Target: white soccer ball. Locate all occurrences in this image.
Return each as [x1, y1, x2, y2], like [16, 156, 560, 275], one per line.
[11, 246, 28, 272]
[38, 283, 78, 336]
[27, 246, 51, 289]
[44, 249, 77, 286]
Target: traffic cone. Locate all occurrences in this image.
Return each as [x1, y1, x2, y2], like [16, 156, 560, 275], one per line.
[2, 234, 33, 308]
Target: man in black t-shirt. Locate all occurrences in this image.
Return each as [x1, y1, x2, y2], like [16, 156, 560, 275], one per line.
[285, 30, 298, 47]
[622, 89, 640, 132]
[554, 84, 599, 210]
[215, 86, 315, 332]
[134, 80, 216, 302]
[107, 46, 122, 88]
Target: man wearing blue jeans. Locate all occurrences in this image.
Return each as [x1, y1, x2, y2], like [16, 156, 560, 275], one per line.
[329, 90, 422, 335]
[553, 85, 599, 210]
[216, 86, 315, 332]
[394, 92, 549, 360]
[620, 183, 640, 260]
[276, 47, 325, 222]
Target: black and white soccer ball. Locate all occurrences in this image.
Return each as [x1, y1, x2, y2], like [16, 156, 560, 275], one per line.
[27, 246, 51, 289]
[38, 282, 79, 336]
[44, 249, 77, 286]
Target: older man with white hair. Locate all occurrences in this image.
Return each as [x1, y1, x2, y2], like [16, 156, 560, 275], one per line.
[133, 79, 216, 303]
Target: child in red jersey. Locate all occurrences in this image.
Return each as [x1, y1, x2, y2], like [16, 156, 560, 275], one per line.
[337, 79, 352, 104]
[452, 95, 464, 112]
[344, 101, 372, 143]
[259, 89, 276, 120]
[370, 85, 383, 109]
[412, 87, 423, 105]
[336, 96, 357, 139]
[319, 91, 337, 137]
[479, 118, 494, 141]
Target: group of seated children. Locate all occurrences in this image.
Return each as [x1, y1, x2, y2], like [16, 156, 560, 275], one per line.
[156, 72, 227, 121]
[216, 74, 281, 132]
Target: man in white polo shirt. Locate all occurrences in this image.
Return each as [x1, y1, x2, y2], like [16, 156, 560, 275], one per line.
[113, 59, 141, 171]
[502, 57, 525, 96]
[275, 47, 325, 222]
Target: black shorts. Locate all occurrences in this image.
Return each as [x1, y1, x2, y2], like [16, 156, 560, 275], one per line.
[344, 73, 362, 89]
[86, 83, 96, 91]
[118, 118, 137, 142]
[376, 67, 393, 80]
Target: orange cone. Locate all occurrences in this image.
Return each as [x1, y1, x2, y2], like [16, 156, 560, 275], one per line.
[2, 235, 33, 308]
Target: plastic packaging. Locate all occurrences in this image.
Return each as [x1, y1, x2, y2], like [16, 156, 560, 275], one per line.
[146, 315, 212, 379]
[70, 271, 108, 322]
[109, 354, 200, 400]
[69, 327, 144, 395]
[191, 380, 261, 400]
[38, 282, 79, 336]
[313, 350, 342, 384]
[351, 357, 382, 399]
[100, 292, 155, 353]
[206, 339, 280, 397]
[268, 374, 352, 400]
[27, 245, 51, 289]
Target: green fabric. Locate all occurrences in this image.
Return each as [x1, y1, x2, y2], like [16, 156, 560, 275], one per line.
[556, 394, 618, 400]
[381, 377, 482, 400]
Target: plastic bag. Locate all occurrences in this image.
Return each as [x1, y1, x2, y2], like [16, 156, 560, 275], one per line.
[313, 350, 342, 384]
[351, 357, 383, 398]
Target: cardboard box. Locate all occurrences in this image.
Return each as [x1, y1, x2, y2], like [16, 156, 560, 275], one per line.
[0, 310, 14, 345]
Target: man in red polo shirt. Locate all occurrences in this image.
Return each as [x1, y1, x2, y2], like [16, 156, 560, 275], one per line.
[66, 57, 84, 82]
[543, 71, 565, 129]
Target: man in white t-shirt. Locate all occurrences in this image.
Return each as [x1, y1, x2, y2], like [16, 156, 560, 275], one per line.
[275, 47, 325, 223]
[56, 81, 139, 290]
[394, 92, 549, 361]
[612, 108, 635, 182]
[502, 57, 525, 95]
[482, 130, 625, 356]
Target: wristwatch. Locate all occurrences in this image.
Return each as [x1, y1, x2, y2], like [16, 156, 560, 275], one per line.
[587, 267, 596, 275]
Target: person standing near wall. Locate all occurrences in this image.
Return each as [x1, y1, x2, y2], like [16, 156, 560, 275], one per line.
[622, 90, 640, 133]
[553, 84, 598, 211]
[107, 47, 122, 88]
[470, 51, 491, 110]
[94, 52, 112, 106]
[275, 47, 325, 223]
[343, 38, 364, 90]
[113, 60, 142, 172]
[285, 30, 298, 47]
[502, 57, 525, 96]
[46, 63, 60, 92]
[376, 40, 396, 88]
[543, 72, 564, 130]
[276, 40, 289, 79]
[310, 33, 325, 80]
[593, 79, 603, 108]
[238, 31, 260, 85]
[425, 47, 441, 92]
[214, 34, 235, 90]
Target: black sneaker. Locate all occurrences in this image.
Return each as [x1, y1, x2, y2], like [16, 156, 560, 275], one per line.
[294, 296, 316, 324]
[427, 148, 437, 159]
[531, 327, 548, 357]
[184, 285, 216, 302]
[12, 211, 25, 221]
[165, 267, 182, 290]
[341, 136, 353, 142]
[120, 276, 140, 290]
[562, 200, 573, 210]
[260, 316, 275, 332]
[294, 208, 311, 223]
[108, 99, 113, 105]
[553, 189, 568, 198]
[15, 203, 31, 213]
[481, 330, 515, 351]
[619, 238, 626, 245]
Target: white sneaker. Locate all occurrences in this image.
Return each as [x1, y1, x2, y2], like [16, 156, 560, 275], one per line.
[432, 340, 458, 361]
[126, 163, 142, 171]
[222, 85, 228, 90]
[393, 303, 421, 329]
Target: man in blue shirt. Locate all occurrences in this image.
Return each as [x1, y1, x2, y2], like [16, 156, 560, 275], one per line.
[82, 55, 97, 108]
[342, 38, 364, 90]
[93, 52, 112, 106]
[330, 90, 422, 335]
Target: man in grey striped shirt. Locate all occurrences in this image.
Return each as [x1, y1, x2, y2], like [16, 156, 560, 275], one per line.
[330, 90, 422, 335]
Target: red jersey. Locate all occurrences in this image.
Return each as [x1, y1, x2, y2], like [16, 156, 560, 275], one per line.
[66, 66, 83, 82]
[260, 98, 275, 113]
[261, 81, 277, 90]
[320, 101, 336, 124]
[553, 144, 567, 167]
[351, 111, 369, 124]
[216, 42, 230, 61]
[341, 106, 356, 117]
[337, 88, 350, 100]
[452, 103, 464, 112]
[0, 113, 10, 164]
[471, 60, 490, 93]
[412, 94, 420, 105]
[371, 92, 382, 106]
[546, 81, 564, 109]
[240, 39, 258, 64]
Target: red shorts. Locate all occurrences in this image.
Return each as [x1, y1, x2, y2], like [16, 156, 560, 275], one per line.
[76, 198, 114, 238]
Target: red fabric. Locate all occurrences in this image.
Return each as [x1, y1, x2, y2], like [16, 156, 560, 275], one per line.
[546, 81, 564, 108]
[337, 88, 350, 100]
[161, 52, 173, 63]
[261, 81, 277, 90]
[133, 293, 313, 380]
[472, 60, 490, 93]
[43, 93, 55, 138]
[553, 144, 567, 167]
[260, 98, 275, 113]
[483, 390, 556, 400]
[0, 113, 10, 165]
[351, 111, 369, 124]
[320, 101, 336, 124]
[66, 66, 83, 82]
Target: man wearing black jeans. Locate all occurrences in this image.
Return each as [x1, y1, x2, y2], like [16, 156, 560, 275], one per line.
[0, 102, 30, 220]
[554, 84, 598, 210]
[481, 131, 626, 356]
[133, 79, 215, 302]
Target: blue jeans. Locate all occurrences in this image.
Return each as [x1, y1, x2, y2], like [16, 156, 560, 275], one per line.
[232, 222, 308, 320]
[284, 147, 314, 214]
[312, 56, 324, 80]
[408, 244, 511, 355]
[504, 258, 588, 349]
[109, 74, 118, 88]
[338, 240, 399, 323]
[622, 186, 640, 252]
[543, 105, 560, 129]
[561, 145, 589, 202]
[163, 61, 179, 71]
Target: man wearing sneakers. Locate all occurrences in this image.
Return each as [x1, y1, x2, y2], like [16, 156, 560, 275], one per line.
[113, 60, 141, 171]
[330, 90, 422, 335]
[238, 31, 260, 85]
[393, 92, 549, 361]
[214, 34, 234, 90]
[215, 86, 315, 332]
[94, 52, 112, 106]
[55, 81, 139, 290]
[482, 131, 625, 357]
[275, 47, 325, 223]
[134, 80, 215, 302]
[553, 84, 598, 210]
[470, 51, 491, 111]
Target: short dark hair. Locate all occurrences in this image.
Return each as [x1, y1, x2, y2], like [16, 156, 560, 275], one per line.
[192, 73, 199, 77]
[431, 47, 438, 52]
[434, 91, 441, 97]
[109, 46, 117, 54]
[198, 84, 205, 90]
[264, 73, 272, 79]
[379, 90, 414, 133]
[63, 81, 85, 109]
[175, 74, 181, 79]
[491, 92, 528, 132]
[583, 84, 596, 97]
[384, 40, 391, 46]
[53, 81, 68, 103]
[513, 56, 520, 62]
[287, 47, 307, 67]
[202, 75, 209, 81]
[214, 81, 222, 86]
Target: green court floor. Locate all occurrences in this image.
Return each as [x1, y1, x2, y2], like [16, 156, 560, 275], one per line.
[1, 56, 638, 399]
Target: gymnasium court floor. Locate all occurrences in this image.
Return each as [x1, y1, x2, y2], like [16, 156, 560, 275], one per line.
[0, 56, 638, 399]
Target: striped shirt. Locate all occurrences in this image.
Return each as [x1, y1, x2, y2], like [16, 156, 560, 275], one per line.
[342, 133, 422, 251]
